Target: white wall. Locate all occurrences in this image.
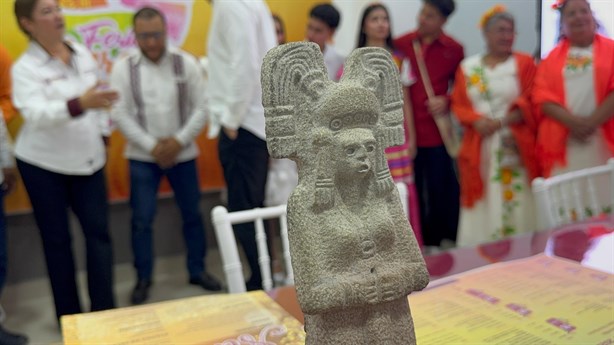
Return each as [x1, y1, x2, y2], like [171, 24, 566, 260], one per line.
[333, 0, 539, 58]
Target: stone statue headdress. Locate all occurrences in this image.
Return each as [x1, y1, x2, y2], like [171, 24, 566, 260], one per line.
[262, 42, 405, 210]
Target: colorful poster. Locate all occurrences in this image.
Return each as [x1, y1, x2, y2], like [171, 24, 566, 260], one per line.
[62, 0, 194, 73]
[61, 290, 306, 344]
[411, 254, 614, 344]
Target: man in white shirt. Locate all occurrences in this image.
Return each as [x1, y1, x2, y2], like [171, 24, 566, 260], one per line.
[306, 3, 345, 81]
[206, 0, 276, 291]
[111, 7, 220, 305]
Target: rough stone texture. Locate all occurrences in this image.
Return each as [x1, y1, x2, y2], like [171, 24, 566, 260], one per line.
[262, 42, 429, 344]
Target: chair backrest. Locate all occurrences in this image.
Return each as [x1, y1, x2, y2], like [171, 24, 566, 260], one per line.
[211, 182, 410, 293]
[532, 159, 614, 229]
[396, 182, 409, 219]
[211, 204, 292, 293]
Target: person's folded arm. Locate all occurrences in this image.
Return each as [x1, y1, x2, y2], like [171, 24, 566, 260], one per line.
[12, 63, 77, 127]
[589, 91, 614, 127]
[542, 102, 576, 128]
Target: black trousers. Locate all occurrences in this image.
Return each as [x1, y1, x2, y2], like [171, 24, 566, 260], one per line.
[218, 128, 269, 289]
[17, 159, 115, 320]
[414, 145, 460, 246]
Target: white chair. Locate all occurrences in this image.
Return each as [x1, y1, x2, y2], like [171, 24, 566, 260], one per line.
[211, 204, 292, 293]
[211, 182, 410, 293]
[532, 158, 614, 229]
[396, 181, 409, 219]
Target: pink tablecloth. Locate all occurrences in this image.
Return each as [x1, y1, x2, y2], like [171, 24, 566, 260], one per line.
[424, 217, 614, 278]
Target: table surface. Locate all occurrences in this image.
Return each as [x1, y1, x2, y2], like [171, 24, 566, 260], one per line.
[424, 217, 613, 278]
[269, 218, 614, 325]
[269, 254, 613, 344]
[61, 219, 614, 344]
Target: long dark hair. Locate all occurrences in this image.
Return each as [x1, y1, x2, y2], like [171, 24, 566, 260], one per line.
[356, 3, 394, 49]
[273, 14, 286, 44]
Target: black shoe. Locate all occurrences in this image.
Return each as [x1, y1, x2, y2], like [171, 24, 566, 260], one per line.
[189, 272, 222, 291]
[0, 325, 28, 345]
[131, 280, 151, 305]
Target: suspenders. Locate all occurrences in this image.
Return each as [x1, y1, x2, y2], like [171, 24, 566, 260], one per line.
[129, 56, 146, 128]
[129, 53, 188, 129]
[172, 54, 188, 126]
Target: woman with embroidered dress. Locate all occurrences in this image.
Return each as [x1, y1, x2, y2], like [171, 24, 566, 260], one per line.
[352, 3, 423, 247]
[534, 0, 614, 177]
[451, 5, 539, 246]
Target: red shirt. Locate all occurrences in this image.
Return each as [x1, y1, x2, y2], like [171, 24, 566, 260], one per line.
[394, 31, 464, 147]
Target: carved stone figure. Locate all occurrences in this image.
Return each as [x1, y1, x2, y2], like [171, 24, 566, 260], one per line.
[262, 42, 429, 344]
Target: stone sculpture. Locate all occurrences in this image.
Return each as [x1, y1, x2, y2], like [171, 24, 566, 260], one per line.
[262, 42, 429, 344]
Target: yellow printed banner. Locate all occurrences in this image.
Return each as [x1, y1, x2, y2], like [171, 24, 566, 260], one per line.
[411, 254, 614, 344]
[61, 290, 306, 344]
[0, 0, 327, 213]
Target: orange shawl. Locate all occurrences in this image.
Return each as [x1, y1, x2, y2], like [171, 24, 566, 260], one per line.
[0, 44, 16, 121]
[533, 34, 614, 177]
[451, 52, 539, 208]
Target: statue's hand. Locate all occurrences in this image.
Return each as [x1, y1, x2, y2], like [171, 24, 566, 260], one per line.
[378, 272, 402, 302]
[345, 274, 378, 306]
[363, 279, 378, 304]
[346, 270, 405, 306]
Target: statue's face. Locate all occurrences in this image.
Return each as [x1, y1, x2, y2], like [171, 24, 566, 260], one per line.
[335, 128, 377, 178]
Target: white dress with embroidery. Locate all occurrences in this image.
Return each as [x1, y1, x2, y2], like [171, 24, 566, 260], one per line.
[550, 46, 613, 220]
[457, 54, 536, 247]
[552, 46, 611, 176]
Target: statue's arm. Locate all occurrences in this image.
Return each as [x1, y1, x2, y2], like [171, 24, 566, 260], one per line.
[374, 198, 430, 301]
[288, 197, 379, 314]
